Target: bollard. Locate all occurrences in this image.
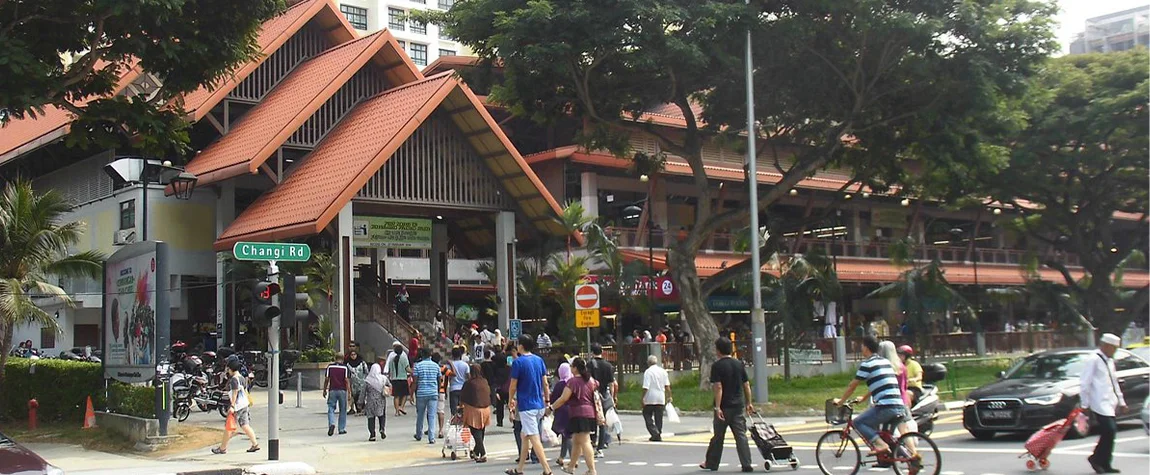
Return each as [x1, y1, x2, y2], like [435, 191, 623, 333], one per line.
[834, 337, 848, 374]
[28, 399, 39, 430]
[296, 371, 302, 408]
[975, 332, 987, 357]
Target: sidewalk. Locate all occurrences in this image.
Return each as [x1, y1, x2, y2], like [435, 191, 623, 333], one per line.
[158, 388, 810, 473]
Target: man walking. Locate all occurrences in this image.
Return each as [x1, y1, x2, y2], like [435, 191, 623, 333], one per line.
[701, 337, 754, 472]
[412, 348, 441, 444]
[1081, 333, 1127, 474]
[588, 343, 617, 457]
[507, 334, 552, 475]
[449, 346, 470, 414]
[322, 352, 351, 436]
[642, 354, 672, 442]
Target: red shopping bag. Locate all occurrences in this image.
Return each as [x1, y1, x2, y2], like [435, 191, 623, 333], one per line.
[225, 412, 238, 432]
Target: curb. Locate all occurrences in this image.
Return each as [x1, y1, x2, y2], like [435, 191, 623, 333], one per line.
[245, 462, 317, 475]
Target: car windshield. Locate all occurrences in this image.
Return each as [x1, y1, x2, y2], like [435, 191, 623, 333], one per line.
[1005, 353, 1088, 380]
[1130, 347, 1150, 363]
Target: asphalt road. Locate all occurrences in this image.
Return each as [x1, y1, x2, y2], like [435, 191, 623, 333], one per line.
[393, 411, 1149, 475]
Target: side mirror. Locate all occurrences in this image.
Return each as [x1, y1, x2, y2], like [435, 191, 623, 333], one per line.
[997, 371, 1006, 379]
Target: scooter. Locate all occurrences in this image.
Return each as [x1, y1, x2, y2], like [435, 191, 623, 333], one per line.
[911, 362, 948, 435]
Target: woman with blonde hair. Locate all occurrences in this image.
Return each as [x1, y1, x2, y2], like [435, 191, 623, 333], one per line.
[878, 340, 918, 436]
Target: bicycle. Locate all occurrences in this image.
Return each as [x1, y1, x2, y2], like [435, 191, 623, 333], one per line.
[815, 399, 941, 475]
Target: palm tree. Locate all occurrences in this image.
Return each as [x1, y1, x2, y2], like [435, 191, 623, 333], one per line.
[557, 201, 593, 263]
[0, 180, 104, 389]
[550, 254, 590, 343]
[761, 249, 841, 380]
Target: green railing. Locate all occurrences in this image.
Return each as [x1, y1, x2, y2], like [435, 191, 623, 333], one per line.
[942, 355, 1019, 398]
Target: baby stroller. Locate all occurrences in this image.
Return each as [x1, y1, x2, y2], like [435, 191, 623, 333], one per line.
[441, 412, 473, 460]
[750, 412, 800, 471]
[1020, 407, 1087, 471]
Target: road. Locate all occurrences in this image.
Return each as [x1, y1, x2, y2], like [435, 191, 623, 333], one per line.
[408, 411, 1149, 475]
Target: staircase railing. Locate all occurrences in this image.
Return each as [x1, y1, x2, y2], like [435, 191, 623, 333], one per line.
[353, 282, 417, 348]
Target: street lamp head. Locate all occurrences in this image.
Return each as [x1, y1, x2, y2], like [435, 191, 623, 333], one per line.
[169, 171, 198, 200]
[900, 198, 911, 207]
[162, 160, 173, 168]
[992, 208, 1002, 215]
[622, 205, 643, 226]
[639, 174, 650, 183]
[949, 227, 964, 236]
[843, 193, 852, 200]
[1110, 247, 1119, 254]
[788, 189, 798, 196]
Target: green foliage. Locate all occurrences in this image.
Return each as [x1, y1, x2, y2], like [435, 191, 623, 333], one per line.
[987, 49, 1150, 334]
[0, 0, 286, 157]
[0, 359, 102, 423]
[107, 382, 155, 419]
[300, 347, 336, 363]
[868, 246, 975, 353]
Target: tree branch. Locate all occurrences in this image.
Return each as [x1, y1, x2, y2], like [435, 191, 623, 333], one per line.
[1044, 260, 1084, 293]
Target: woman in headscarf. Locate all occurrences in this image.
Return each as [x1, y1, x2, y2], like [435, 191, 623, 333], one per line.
[361, 355, 390, 441]
[551, 362, 574, 468]
[461, 363, 492, 463]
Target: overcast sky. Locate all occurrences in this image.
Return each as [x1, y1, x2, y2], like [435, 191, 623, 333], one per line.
[1055, 0, 1149, 53]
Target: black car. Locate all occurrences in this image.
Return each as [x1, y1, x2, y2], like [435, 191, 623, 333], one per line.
[963, 348, 1150, 440]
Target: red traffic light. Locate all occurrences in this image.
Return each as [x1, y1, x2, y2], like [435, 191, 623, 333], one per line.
[260, 283, 281, 300]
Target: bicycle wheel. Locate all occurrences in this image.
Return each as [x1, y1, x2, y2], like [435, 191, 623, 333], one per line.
[816, 430, 861, 475]
[892, 432, 941, 475]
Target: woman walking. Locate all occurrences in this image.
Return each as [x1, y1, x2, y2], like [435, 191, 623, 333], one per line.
[551, 362, 574, 468]
[547, 357, 599, 475]
[361, 356, 391, 441]
[461, 363, 492, 463]
[387, 343, 411, 416]
[347, 348, 368, 415]
[491, 345, 511, 427]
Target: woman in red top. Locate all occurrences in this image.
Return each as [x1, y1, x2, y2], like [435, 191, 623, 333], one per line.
[547, 357, 600, 475]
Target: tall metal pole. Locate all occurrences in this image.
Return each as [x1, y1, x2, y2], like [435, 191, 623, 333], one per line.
[267, 262, 281, 461]
[745, 0, 769, 404]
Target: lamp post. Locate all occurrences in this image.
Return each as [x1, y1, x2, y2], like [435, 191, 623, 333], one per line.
[103, 156, 198, 437]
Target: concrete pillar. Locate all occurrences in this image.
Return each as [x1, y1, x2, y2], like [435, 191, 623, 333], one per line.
[336, 202, 355, 350]
[495, 211, 516, 335]
[214, 181, 235, 348]
[580, 172, 599, 219]
[834, 337, 848, 374]
[976, 332, 987, 357]
[652, 180, 669, 230]
[852, 208, 863, 255]
[430, 221, 449, 308]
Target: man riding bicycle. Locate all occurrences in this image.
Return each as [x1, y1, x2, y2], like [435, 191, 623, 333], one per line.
[836, 336, 909, 455]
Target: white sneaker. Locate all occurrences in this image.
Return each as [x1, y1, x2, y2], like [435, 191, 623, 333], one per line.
[594, 450, 604, 459]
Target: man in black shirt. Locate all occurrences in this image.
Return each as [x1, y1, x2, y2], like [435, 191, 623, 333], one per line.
[587, 343, 617, 457]
[701, 337, 754, 472]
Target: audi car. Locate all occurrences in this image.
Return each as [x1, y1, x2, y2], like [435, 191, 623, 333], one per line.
[963, 348, 1150, 440]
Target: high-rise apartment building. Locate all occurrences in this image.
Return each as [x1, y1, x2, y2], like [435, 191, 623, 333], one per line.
[334, 0, 463, 66]
[1068, 5, 1150, 54]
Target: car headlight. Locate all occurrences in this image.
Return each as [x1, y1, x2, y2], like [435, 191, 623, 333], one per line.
[1024, 393, 1063, 405]
[964, 398, 977, 407]
[46, 465, 66, 475]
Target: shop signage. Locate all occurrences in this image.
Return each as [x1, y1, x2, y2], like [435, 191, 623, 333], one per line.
[352, 216, 433, 248]
[104, 242, 162, 383]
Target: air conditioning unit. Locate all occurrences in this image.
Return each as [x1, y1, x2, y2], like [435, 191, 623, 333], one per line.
[114, 229, 137, 246]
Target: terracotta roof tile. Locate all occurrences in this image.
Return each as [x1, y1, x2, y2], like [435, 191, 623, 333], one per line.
[217, 73, 457, 245]
[186, 32, 390, 184]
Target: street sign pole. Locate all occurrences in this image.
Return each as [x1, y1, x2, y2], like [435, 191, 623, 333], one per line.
[267, 261, 280, 461]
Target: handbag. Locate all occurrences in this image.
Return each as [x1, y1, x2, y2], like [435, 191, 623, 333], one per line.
[593, 390, 606, 426]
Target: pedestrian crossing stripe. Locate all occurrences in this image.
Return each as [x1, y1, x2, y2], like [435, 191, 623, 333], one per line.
[665, 429, 967, 445]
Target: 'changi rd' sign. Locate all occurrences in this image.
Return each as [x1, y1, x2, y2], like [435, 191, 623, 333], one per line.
[233, 242, 311, 262]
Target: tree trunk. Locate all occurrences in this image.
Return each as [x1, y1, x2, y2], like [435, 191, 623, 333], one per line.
[667, 247, 719, 389]
[0, 321, 12, 391]
[1085, 273, 1121, 335]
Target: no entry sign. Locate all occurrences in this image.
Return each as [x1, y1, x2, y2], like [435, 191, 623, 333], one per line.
[574, 283, 600, 328]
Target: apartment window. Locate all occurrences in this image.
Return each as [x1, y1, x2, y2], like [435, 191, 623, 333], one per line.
[412, 0, 425, 3]
[397, 40, 406, 50]
[40, 326, 56, 350]
[120, 200, 135, 230]
[410, 43, 428, 66]
[438, 0, 454, 9]
[388, 8, 405, 30]
[439, 49, 456, 57]
[412, 20, 427, 35]
[340, 4, 368, 30]
[439, 28, 453, 40]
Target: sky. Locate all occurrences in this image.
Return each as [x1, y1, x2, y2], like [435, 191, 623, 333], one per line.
[1054, 0, 1150, 53]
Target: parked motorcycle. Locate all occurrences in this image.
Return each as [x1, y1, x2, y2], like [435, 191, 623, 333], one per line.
[248, 349, 301, 390]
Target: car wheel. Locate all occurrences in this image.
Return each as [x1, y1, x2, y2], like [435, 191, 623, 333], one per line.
[970, 430, 995, 441]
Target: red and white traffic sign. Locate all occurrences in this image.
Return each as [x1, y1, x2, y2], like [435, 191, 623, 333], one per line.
[574, 283, 600, 309]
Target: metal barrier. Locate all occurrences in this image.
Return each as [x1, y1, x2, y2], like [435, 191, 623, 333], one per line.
[943, 356, 1019, 398]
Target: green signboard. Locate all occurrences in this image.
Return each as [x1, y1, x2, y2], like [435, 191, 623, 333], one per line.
[352, 216, 433, 248]
[232, 242, 311, 262]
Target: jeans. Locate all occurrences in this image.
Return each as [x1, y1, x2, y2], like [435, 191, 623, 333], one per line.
[469, 426, 486, 457]
[704, 407, 753, 469]
[1090, 411, 1118, 468]
[327, 390, 347, 432]
[495, 391, 508, 426]
[854, 404, 907, 443]
[449, 390, 463, 415]
[415, 395, 438, 442]
[560, 435, 572, 459]
[368, 416, 386, 437]
[643, 404, 665, 439]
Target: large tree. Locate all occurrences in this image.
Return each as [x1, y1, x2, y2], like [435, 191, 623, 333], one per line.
[432, 0, 1054, 383]
[986, 49, 1150, 335]
[0, 0, 285, 157]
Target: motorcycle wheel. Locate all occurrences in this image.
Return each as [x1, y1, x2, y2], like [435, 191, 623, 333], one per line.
[176, 404, 191, 422]
[219, 404, 230, 418]
[254, 370, 269, 388]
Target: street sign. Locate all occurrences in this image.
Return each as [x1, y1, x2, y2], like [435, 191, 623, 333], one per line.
[575, 309, 600, 328]
[509, 319, 522, 340]
[233, 242, 311, 262]
[574, 283, 600, 310]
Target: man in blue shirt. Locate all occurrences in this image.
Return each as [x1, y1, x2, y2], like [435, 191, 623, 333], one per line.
[411, 348, 442, 444]
[836, 336, 908, 454]
[449, 346, 470, 414]
[508, 334, 552, 475]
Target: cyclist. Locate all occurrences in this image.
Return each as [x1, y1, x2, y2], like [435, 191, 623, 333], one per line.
[835, 335, 909, 455]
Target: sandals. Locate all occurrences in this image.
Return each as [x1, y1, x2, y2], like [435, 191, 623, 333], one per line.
[504, 469, 525, 475]
[211, 448, 226, 455]
[561, 465, 575, 475]
[247, 445, 260, 453]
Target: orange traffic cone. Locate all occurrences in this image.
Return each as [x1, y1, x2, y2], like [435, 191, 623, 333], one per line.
[82, 396, 96, 429]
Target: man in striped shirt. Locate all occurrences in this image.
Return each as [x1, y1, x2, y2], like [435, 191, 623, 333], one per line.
[836, 335, 908, 453]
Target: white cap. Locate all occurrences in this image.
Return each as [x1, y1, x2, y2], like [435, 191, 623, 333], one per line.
[1100, 333, 1121, 347]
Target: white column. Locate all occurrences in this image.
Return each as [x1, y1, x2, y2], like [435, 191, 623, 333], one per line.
[580, 172, 599, 219]
[495, 211, 516, 334]
[336, 202, 355, 350]
[430, 221, 449, 308]
[214, 181, 235, 348]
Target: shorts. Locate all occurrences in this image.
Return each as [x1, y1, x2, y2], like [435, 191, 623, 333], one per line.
[518, 408, 545, 436]
[568, 417, 598, 434]
[234, 407, 251, 428]
[391, 379, 410, 398]
[437, 393, 446, 414]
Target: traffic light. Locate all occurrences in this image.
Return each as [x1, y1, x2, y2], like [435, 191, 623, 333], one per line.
[280, 272, 309, 326]
[251, 281, 281, 327]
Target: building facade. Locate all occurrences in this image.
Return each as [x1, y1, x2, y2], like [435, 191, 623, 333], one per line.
[332, 0, 464, 67]
[1069, 5, 1150, 54]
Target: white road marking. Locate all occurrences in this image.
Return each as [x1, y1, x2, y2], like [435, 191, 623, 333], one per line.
[604, 460, 622, 465]
[654, 463, 674, 467]
[629, 461, 649, 466]
[719, 463, 730, 467]
[868, 468, 887, 472]
[1057, 435, 1148, 452]
[833, 466, 855, 471]
[941, 471, 965, 475]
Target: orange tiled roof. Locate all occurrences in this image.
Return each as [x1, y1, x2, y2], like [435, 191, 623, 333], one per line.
[618, 249, 1150, 288]
[186, 31, 397, 186]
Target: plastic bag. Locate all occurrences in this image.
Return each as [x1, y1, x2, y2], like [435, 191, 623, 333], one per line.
[225, 412, 237, 432]
[605, 408, 623, 435]
[665, 403, 681, 424]
[541, 416, 560, 447]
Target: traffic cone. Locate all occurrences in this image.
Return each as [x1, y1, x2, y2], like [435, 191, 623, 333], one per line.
[82, 396, 96, 429]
